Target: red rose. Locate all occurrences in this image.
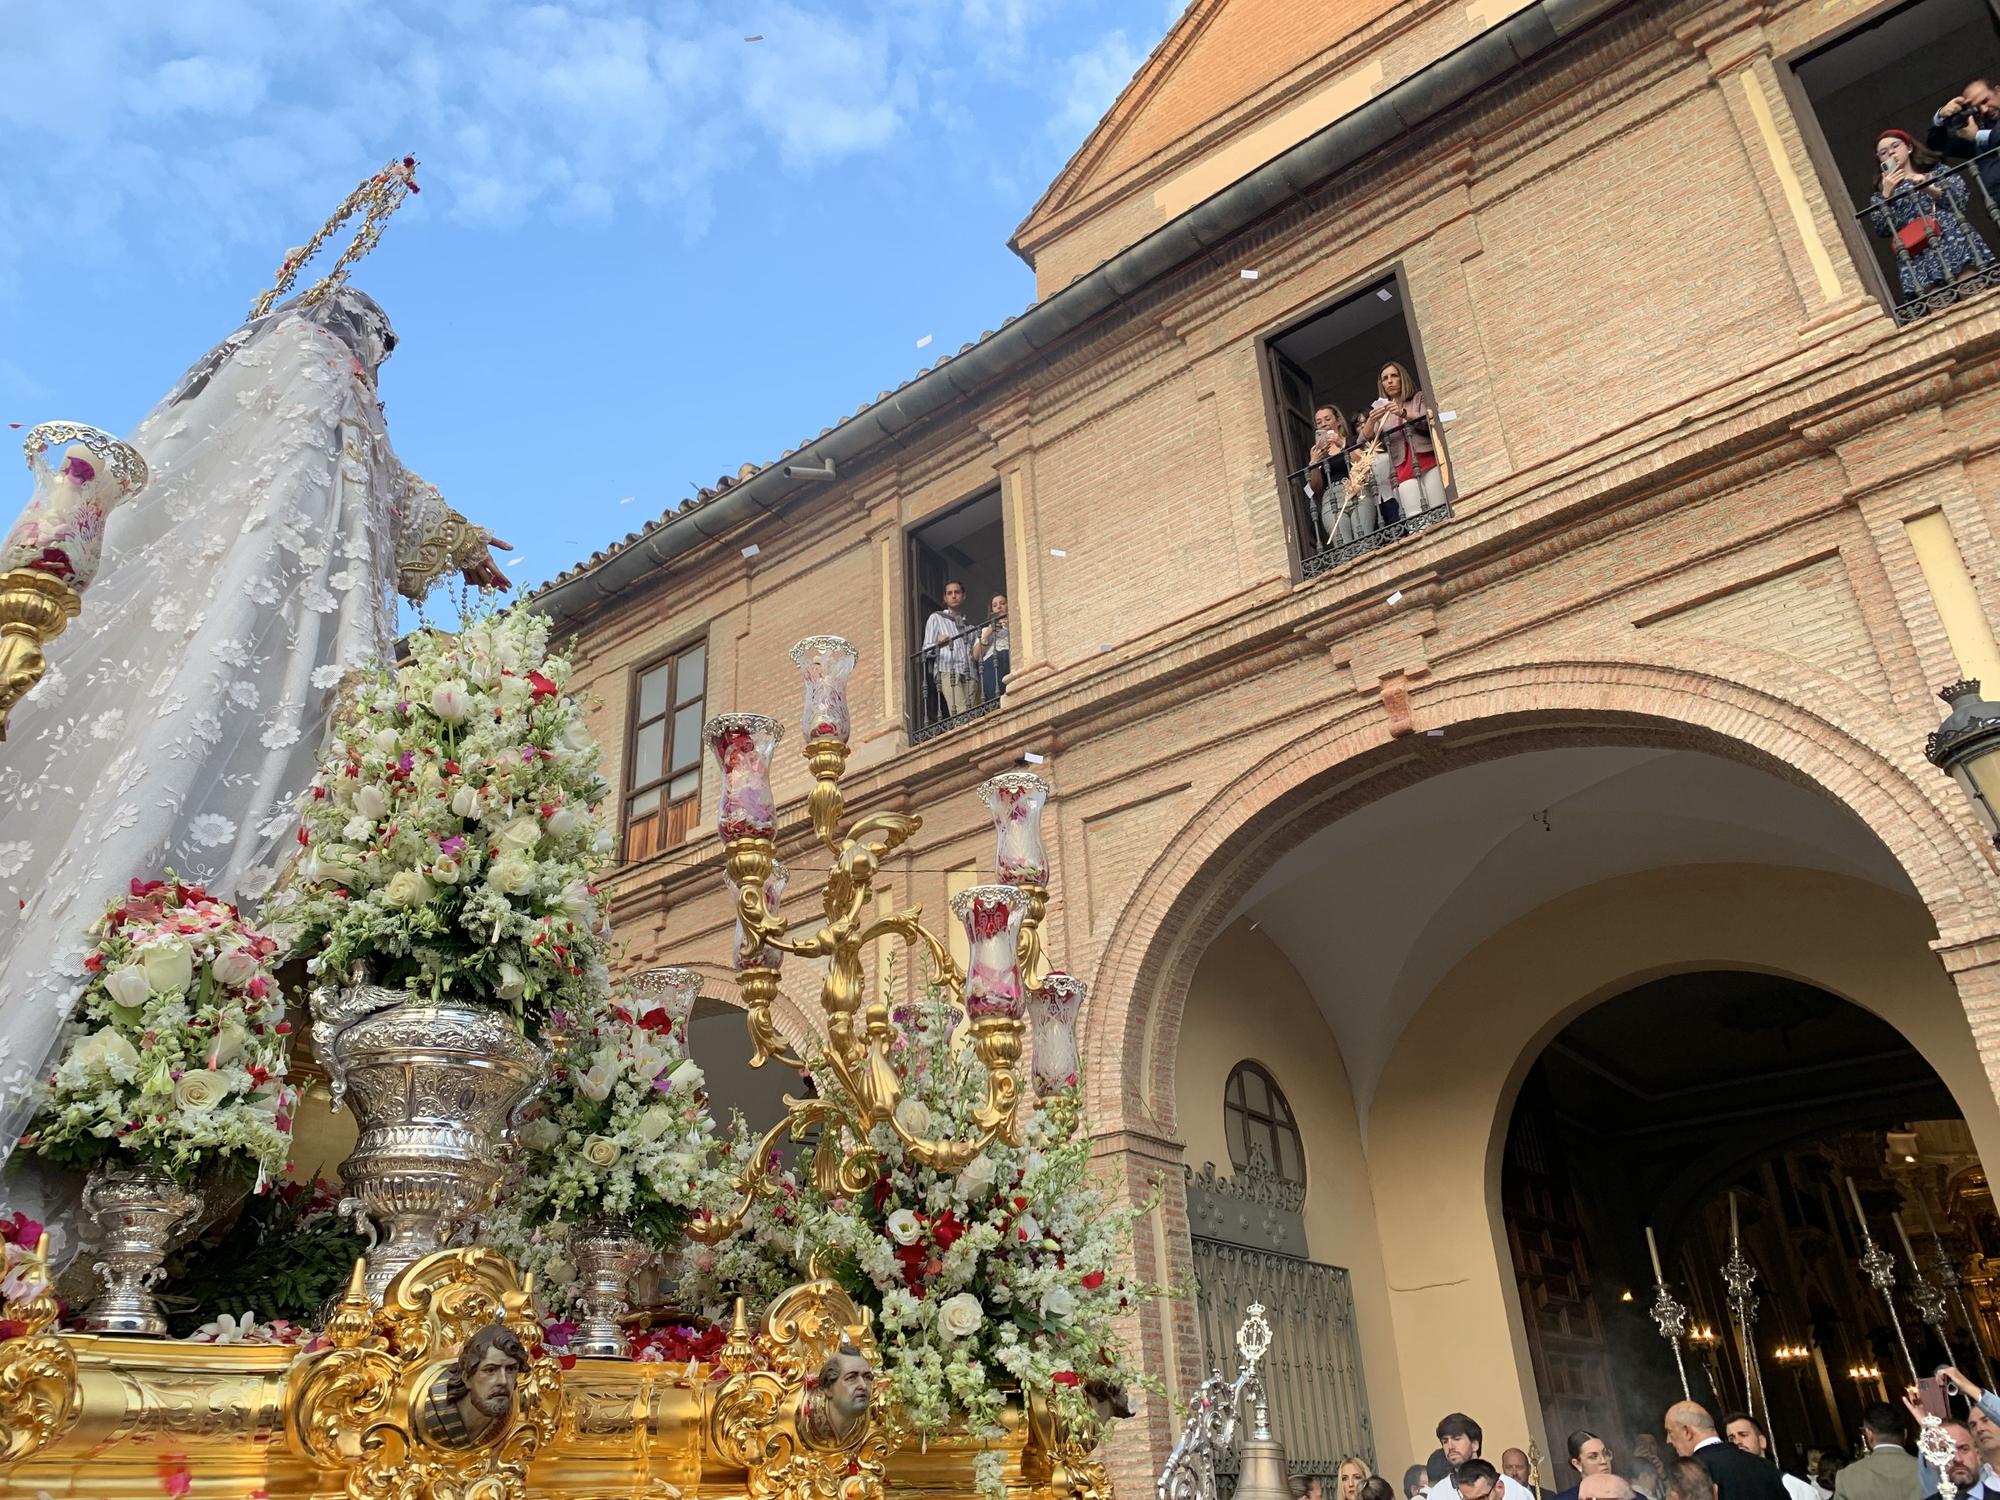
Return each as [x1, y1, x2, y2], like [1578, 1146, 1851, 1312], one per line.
[1052, 1371, 1080, 1387]
[1081, 1270, 1105, 1290]
[528, 671, 559, 701]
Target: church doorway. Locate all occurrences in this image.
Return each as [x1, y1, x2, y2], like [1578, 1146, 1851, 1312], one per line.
[1504, 973, 1996, 1486]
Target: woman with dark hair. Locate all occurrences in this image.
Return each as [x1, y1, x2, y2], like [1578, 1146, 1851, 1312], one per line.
[1405, 1463, 1432, 1499]
[1868, 127, 1996, 302]
[1550, 1430, 1618, 1500]
[1358, 362, 1446, 523]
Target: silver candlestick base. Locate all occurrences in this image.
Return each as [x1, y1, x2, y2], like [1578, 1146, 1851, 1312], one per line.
[569, 1217, 653, 1358]
[79, 1162, 202, 1336]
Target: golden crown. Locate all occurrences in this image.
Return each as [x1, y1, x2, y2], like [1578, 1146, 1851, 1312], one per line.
[248, 155, 422, 321]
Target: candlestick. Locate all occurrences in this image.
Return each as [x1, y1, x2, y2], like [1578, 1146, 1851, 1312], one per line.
[1897, 1212, 1920, 1265]
[1648, 1225, 1664, 1282]
[1731, 1191, 1739, 1243]
[1849, 1176, 1869, 1226]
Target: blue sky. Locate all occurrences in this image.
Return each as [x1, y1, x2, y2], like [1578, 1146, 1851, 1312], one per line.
[2, 0, 1180, 595]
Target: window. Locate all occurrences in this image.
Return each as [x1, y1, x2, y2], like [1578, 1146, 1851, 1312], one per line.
[1787, 0, 2000, 323]
[1224, 1061, 1306, 1189]
[907, 489, 1010, 743]
[1264, 271, 1455, 579]
[624, 640, 706, 861]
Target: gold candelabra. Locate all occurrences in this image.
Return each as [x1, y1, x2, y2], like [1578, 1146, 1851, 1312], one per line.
[690, 637, 1063, 1239]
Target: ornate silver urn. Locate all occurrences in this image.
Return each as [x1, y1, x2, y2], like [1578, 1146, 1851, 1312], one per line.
[314, 977, 545, 1300]
[568, 1216, 653, 1357]
[80, 1162, 203, 1335]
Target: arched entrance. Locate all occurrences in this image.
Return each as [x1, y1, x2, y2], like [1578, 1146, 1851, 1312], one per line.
[1117, 697, 2000, 1478]
[1503, 972, 1993, 1482]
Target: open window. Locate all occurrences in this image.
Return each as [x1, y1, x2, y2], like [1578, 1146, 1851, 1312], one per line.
[1265, 272, 1455, 579]
[1788, 0, 2000, 322]
[907, 489, 1009, 743]
[623, 638, 705, 862]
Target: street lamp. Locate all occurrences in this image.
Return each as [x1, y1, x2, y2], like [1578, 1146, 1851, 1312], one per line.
[1927, 680, 2000, 848]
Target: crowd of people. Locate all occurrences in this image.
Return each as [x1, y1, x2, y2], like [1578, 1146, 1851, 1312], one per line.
[1294, 1381, 2000, 1500]
[1867, 79, 2000, 308]
[1299, 360, 1448, 553]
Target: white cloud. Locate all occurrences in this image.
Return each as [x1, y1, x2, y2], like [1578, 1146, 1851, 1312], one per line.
[1052, 28, 1149, 142]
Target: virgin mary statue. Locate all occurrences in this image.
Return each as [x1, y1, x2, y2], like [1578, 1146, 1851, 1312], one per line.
[0, 175, 510, 1190]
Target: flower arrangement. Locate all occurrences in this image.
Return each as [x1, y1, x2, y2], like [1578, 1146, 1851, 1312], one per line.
[283, 606, 614, 1031]
[23, 877, 294, 1187]
[507, 990, 718, 1255]
[686, 990, 1153, 1477]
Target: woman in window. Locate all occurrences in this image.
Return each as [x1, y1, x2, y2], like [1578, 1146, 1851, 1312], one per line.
[1358, 362, 1446, 523]
[1308, 405, 1381, 545]
[1869, 128, 1995, 303]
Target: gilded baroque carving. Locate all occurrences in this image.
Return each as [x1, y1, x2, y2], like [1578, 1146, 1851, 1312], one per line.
[0, 1235, 78, 1464]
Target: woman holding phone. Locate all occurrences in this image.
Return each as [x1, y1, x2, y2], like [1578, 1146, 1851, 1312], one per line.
[1358, 361, 1447, 523]
[1307, 404, 1380, 545]
[1868, 128, 1995, 303]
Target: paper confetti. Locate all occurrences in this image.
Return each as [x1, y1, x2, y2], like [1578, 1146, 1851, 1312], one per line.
[1239, 269, 1259, 281]
[1439, 410, 1458, 424]
[1387, 590, 1404, 605]
[745, 34, 763, 41]
[619, 495, 636, 504]
[741, 543, 760, 559]
[1376, 287, 1393, 301]
[1023, 751, 1046, 765]
[916, 334, 933, 348]
[1049, 548, 1067, 558]
[1426, 728, 1446, 737]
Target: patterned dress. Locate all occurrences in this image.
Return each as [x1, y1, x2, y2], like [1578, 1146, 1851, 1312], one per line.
[1868, 171, 1997, 300]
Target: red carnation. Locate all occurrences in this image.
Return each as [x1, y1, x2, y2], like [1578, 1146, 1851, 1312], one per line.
[1052, 1371, 1080, 1387]
[1080, 1270, 1105, 1290]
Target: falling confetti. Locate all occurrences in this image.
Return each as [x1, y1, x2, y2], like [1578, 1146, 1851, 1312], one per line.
[1239, 269, 1259, 281]
[1048, 547, 1067, 558]
[741, 543, 760, 558]
[1387, 590, 1404, 605]
[619, 495, 636, 504]
[745, 33, 763, 41]
[1023, 751, 1046, 764]
[915, 334, 933, 348]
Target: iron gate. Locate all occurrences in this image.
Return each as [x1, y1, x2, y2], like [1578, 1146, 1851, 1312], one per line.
[1191, 1236, 1373, 1482]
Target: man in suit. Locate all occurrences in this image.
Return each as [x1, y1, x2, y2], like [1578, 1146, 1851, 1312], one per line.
[1725, 1412, 1817, 1500]
[1917, 1419, 1979, 1500]
[1829, 1403, 1917, 1500]
[1505, 1449, 1557, 1500]
[1664, 1402, 1787, 1500]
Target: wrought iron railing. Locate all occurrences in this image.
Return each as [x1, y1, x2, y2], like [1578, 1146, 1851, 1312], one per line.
[1852, 145, 2000, 325]
[1291, 417, 1456, 580]
[1191, 1238, 1372, 1483]
[908, 610, 1008, 743]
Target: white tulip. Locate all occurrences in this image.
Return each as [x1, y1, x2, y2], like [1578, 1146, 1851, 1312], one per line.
[495, 961, 526, 1002]
[546, 806, 580, 839]
[430, 679, 472, 723]
[667, 1058, 704, 1093]
[102, 964, 151, 1009]
[353, 784, 389, 820]
[517, 1117, 562, 1152]
[368, 728, 399, 755]
[210, 948, 260, 987]
[632, 1105, 674, 1142]
[1038, 1285, 1075, 1321]
[431, 854, 462, 884]
[450, 785, 482, 819]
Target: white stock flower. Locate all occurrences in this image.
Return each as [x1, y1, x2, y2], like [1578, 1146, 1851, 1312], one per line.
[885, 1208, 922, 1246]
[353, 784, 389, 820]
[383, 871, 434, 908]
[430, 679, 472, 723]
[937, 1292, 984, 1339]
[102, 964, 151, 1009]
[139, 939, 194, 995]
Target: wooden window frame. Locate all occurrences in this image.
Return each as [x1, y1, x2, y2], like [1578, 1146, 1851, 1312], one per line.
[1223, 1059, 1308, 1190]
[621, 635, 708, 864]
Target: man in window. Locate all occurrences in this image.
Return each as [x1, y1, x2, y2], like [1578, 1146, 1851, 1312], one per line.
[924, 581, 975, 720]
[1928, 79, 2000, 207]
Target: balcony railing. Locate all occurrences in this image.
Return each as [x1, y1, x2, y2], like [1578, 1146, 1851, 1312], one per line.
[1292, 415, 1455, 579]
[1855, 145, 2000, 325]
[908, 611, 1008, 743]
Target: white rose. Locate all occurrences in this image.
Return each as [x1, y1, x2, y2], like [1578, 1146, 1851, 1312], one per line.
[959, 1154, 997, 1196]
[174, 1069, 230, 1111]
[431, 854, 462, 884]
[353, 784, 389, 820]
[72, 1027, 140, 1077]
[632, 1105, 674, 1142]
[517, 1117, 562, 1152]
[430, 679, 472, 723]
[561, 718, 593, 753]
[885, 1208, 922, 1246]
[546, 806, 581, 839]
[496, 815, 541, 855]
[450, 785, 482, 819]
[384, 871, 434, 908]
[495, 961, 526, 1002]
[102, 964, 151, 1009]
[368, 728, 399, 756]
[894, 1097, 932, 1137]
[937, 1292, 984, 1340]
[666, 1058, 704, 1093]
[581, 1135, 621, 1168]
[1038, 1285, 1075, 1321]
[485, 857, 534, 896]
[211, 948, 260, 988]
[139, 939, 194, 995]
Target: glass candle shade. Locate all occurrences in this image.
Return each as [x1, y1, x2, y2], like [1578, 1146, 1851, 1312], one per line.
[950, 883, 1028, 1020]
[705, 712, 782, 841]
[5, 423, 151, 592]
[978, 772, 1050, 888]
[725, 858, 789, 971]
[629, 965, 702, 1036]
[789, 635, 858, 744]
[1030, 971, 1085, 1093]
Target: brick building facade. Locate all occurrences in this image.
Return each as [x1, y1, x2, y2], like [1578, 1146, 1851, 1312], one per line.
[536, 0, 2000, 1487]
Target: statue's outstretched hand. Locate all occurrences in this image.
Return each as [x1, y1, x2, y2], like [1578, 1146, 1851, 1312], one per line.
[464, 535, 512, 590]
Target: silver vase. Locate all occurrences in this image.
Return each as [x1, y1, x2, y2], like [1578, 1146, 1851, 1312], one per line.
[569, 1217, 653, 1357]
[80, 1162, 202, 1335]
[316, 983, 545, 1301]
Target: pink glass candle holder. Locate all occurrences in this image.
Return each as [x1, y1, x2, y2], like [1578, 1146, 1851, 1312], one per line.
[789, 635, 858, 744]
[1030, 971, 1085, 1093]
[725, 858, 789, 971]
[630, 965, 702, 1036]
[705, 712, 782, 841]
[950, 883, 1028, 1020]
[978, 772, 1050, 888]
